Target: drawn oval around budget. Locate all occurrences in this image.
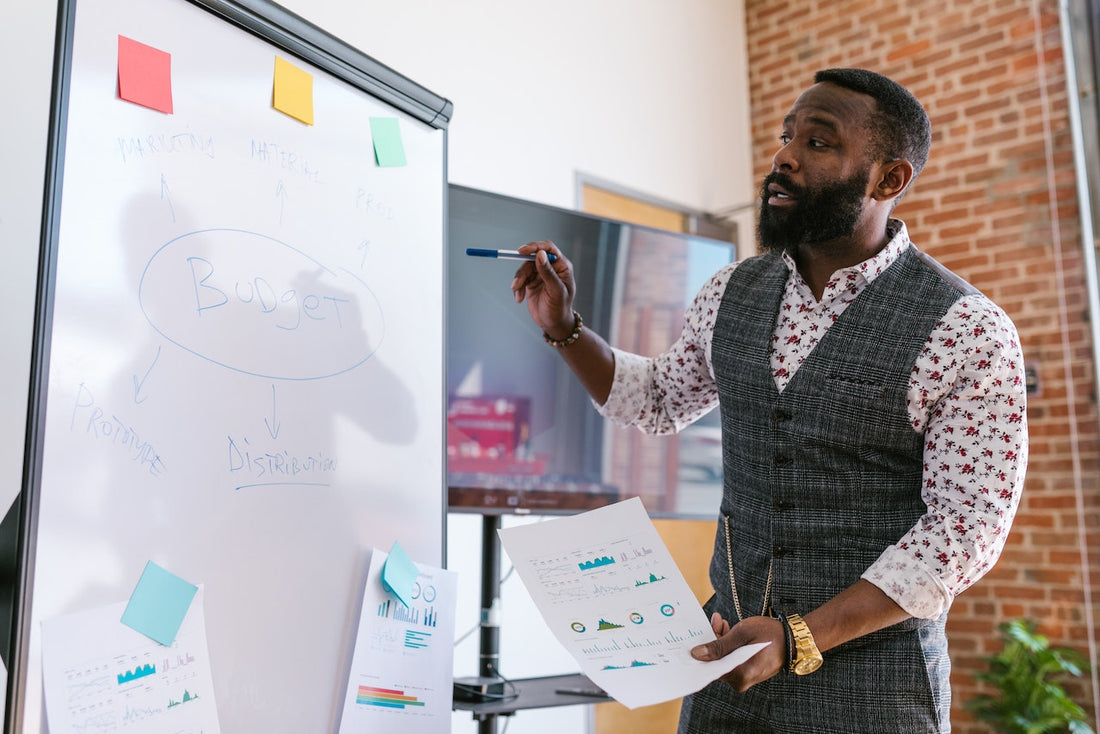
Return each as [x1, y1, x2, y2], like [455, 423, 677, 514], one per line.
[139, 228, 384, 380]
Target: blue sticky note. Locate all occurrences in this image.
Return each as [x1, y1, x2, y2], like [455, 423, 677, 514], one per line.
[369, 117, 407, 167]
[120, 561, 198, 646]
[382, 542, 419, 608]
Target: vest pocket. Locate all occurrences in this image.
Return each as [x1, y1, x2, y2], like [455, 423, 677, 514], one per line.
[822, 374, 912, 450]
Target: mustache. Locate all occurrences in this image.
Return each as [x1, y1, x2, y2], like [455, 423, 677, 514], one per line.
[761, 171, 804, 200]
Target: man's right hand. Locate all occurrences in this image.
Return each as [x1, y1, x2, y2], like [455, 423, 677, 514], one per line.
[510, 240, 576, 339]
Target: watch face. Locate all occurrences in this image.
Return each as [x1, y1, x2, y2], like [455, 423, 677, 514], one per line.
[794, 656, 823, 675]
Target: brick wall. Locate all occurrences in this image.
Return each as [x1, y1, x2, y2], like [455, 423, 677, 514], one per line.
[744, 0, 1099, 730]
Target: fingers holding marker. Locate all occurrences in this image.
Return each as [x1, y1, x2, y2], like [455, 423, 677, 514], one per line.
[510, 241, 567, 300]
[511, 262, 537, 302]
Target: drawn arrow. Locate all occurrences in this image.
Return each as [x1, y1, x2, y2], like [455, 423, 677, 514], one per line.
[275, 180, 288, 225]
[132, 345, 162, 404]
[264, 384, 281, 439]
[358, 239, 370, 269]
[160, 174, 176, 223]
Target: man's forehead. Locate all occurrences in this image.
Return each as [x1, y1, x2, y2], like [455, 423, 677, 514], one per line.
[784, 82, 877, 129]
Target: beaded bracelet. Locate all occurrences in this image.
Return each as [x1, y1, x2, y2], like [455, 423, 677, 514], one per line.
[777, 612, 795, 672]
[543, 311, 583, 348]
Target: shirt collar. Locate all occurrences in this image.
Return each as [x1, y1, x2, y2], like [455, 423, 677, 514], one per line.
[780, 218, 911, 287]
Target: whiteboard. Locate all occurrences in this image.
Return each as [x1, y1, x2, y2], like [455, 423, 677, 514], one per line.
[10, 0, 449, 731]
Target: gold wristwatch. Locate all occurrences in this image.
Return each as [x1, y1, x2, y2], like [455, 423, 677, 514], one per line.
[786, 613, 823, 675]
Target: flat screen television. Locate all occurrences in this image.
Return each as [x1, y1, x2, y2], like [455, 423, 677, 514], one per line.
[446, 185, 738, 518]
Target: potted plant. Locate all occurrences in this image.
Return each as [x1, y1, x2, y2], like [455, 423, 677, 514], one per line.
[966, 618, 1094, 733]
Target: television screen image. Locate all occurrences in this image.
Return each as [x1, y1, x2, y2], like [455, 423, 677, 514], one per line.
[447, 185, 738, 518]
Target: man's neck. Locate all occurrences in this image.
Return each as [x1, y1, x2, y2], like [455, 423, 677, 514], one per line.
[791, 223, 892, 300]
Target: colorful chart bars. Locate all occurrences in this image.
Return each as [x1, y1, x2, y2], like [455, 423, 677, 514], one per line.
[355, 685, 426, 709]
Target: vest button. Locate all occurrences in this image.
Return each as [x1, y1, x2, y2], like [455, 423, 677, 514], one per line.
[774, 409, 792, 422]
[774, 455, 791, 466]
[773, 545, 787, 557]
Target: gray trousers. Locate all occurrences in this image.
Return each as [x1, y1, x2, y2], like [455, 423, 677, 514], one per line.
[678, 598, 952, 733]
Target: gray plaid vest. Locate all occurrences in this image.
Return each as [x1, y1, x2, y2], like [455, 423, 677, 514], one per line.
[689, 245, 976, 733]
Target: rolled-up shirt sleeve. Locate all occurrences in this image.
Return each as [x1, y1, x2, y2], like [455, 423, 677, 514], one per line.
[595, 266, 733, 434]
[863, 297, 1029, 619]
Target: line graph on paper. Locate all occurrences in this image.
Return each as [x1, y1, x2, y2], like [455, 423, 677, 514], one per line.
[526, 538, 675, 608]
[41, 594, 221, 734]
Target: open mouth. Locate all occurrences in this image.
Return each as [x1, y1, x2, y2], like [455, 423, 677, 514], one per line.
[767, 182, 796, 206]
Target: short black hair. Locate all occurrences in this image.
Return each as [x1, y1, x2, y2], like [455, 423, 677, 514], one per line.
[814, 68, 932, 184]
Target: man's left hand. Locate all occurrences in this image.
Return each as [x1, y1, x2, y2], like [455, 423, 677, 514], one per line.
[690, 614, 787, 692]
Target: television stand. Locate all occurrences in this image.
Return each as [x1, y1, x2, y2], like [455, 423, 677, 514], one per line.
[449, 499, 616, 734]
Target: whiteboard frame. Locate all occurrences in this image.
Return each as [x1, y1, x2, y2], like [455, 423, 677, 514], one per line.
[6, 0, 452, 730]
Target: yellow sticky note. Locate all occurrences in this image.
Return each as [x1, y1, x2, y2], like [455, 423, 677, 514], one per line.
[273, 57, 313, 125]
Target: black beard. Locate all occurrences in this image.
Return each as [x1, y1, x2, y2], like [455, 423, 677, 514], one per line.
[757, 169, 870, 253]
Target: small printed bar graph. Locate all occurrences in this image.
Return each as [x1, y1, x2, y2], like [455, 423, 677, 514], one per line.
[393, 605, 419, 624]
[377, 598, 439, 628]
[355, 685, 426, 709]
[404, 630, 431, 650]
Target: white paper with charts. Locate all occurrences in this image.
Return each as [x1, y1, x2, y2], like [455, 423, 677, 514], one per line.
[497, 498, 768, 709]
[337, 548, 457, 734]
[39, 588, 220, 734]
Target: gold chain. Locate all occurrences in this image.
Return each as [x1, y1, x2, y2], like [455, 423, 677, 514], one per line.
[723, 514, 773, 622]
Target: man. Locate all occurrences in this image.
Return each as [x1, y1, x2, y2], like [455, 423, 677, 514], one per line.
[508, 69, 1027, 733]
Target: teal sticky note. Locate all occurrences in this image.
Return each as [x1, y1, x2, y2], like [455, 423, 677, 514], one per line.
[369, 117, 407, 167]
[120, 561, 198, 646]
[382, 542, 418, 608]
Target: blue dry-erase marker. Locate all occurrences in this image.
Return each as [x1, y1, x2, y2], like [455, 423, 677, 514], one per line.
[466, 248, 558, 263]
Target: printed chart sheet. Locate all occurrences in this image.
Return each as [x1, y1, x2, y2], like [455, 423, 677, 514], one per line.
[337, 548, 457, 734]
[40, 588, 220, 733]
[498, 498, 767, 709]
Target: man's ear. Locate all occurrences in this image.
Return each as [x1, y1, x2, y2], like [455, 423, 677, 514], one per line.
[872, 159, 915, 202]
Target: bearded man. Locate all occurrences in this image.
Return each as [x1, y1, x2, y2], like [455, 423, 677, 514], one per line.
[507, 68, 1028, 733]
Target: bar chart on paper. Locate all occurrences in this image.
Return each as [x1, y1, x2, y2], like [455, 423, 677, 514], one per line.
[338, 549, 457, 734]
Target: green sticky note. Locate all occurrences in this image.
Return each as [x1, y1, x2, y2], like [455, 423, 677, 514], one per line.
[369, 117, 407, 167]
[120, 561, 198, 646]
[382, 542, 418, 607]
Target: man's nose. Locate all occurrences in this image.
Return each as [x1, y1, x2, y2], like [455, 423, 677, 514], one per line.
[772, 141, 798, 172]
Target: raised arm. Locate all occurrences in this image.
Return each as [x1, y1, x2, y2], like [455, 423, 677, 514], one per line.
[510, 240, 617, 405]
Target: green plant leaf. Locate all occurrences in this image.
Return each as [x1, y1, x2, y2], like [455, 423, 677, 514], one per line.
[965, 618, 1092, 733]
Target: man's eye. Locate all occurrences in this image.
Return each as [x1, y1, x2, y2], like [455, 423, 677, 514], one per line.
[779, 134, 791, 145]
[808, 139, 829, 148]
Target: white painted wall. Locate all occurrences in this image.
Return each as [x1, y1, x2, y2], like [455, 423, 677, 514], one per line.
[275, 0, 754, 213]
[0, 3, 57, 517]
[1, 2, 752, 732]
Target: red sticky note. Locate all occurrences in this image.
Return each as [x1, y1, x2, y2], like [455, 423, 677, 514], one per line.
[117, 35, 173, 114]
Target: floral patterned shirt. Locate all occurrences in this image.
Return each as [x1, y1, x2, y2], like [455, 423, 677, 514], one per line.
[598, 220, 1028, 619]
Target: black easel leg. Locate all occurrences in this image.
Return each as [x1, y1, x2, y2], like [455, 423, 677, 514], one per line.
[478, 513, 502, 734]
